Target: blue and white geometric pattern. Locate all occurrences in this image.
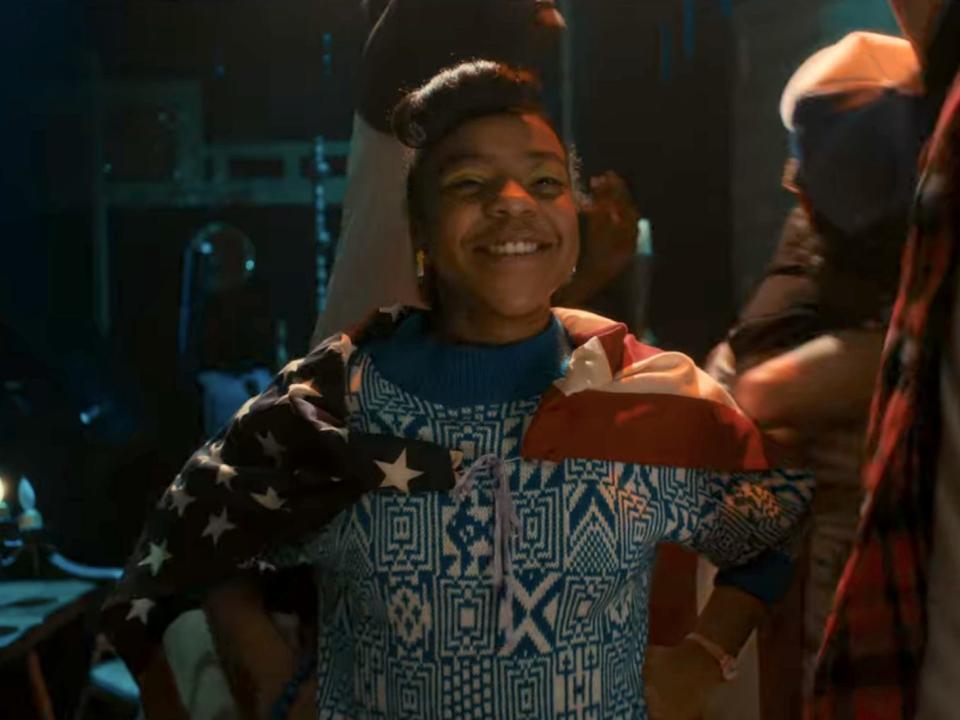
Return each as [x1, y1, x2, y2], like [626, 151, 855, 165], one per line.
[273, 353, 812, 719]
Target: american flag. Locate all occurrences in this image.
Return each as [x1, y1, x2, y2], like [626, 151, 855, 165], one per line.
[101, 322, 459, 674]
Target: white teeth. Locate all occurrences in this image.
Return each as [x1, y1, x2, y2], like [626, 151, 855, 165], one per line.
[486, 242, 539, 256]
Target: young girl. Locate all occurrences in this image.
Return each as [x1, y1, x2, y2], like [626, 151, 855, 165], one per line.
[106, 61, 811, 720]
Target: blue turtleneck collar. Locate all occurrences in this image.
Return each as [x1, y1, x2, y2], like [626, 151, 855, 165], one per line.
[360, 312, 570, 406]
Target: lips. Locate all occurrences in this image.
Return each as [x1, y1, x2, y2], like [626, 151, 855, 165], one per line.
[473, 222, 556, 258]
[479, 240, 550, 257]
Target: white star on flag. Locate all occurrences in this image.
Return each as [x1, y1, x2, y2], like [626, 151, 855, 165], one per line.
[216, 464, 238, 491]
[169, 487, 196, 517]
[379, 305, 404, 322]
[288, 382, 322, 400]
[375, 449, 423, 493]
[157, 474, 185, 510]
[202, 509, 237, 546]
[208, 440, 225, 461]
[256, 431, 286, 466]
[234, 396, 258, 421]
[251, 486, 286, 511]
[138, 541, 173, 576]
[280, 358, 303, 377]
[193, 454, 217, 472]
[126, 598, 156, 625]
[329, 335, 356, 361]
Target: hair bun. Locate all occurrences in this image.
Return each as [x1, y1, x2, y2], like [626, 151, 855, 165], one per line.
[390, 60, 547, 150]
[391, 92, 428, 148]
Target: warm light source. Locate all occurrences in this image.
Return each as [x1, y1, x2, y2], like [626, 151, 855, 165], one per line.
[0, 476, 8, 522]
[17, 477, 42, 531]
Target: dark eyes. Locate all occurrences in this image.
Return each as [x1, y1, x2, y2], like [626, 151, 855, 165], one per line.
[442, 175, 568, 197]
[532, 176, 566, 191]
[449, 177, 485, 191]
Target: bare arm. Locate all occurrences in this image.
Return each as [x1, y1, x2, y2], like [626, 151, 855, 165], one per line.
[694, 585, 767, 658]
[204, 580, 316, 720]
[733, 329, 885, 432]
[136, 650, 190, 720]
[644, 586, 766, 720]
[646, 457, 812, 719]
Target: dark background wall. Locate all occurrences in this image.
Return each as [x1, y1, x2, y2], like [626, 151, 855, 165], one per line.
[571, 0, 736, 359]
[88, 0, 364, 141]
[0, 0, 367, 563]
[2, 0, 904, 366]
[0, 0, 904, 564]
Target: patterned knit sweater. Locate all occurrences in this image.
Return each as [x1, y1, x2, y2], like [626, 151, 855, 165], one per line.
[274, 317, 810, 720]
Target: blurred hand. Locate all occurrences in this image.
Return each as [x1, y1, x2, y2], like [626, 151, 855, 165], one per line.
[554, 171, 641, 306]
[644, 640, 724, 720]
[533, 0, 567, 30]
[581, 171, 641, 281]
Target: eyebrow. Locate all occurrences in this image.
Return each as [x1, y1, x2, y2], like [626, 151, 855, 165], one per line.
[437, 150, 567, 174]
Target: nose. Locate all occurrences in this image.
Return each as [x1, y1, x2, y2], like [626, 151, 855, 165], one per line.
[488, 179, 536, 217]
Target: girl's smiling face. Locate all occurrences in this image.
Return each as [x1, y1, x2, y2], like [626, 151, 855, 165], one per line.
[415, 112, 579, 330]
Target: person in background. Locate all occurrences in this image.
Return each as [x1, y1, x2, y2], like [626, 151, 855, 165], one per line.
[105, 61, 813, 720]
[705, 30, 929, 712]
[553, 170, 652, 336]
[811, 0, 960, 717]
[314, 0, 649, 342]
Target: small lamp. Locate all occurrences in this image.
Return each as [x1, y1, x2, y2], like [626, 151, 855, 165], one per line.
[17, 476, 43, 532]
[0, 477, 18, 568]
[0, 476, 10, 522]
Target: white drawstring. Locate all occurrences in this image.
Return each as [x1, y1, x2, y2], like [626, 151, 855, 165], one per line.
[452, 453, 520, 642]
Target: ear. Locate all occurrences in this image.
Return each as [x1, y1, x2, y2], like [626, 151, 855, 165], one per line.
[411, 237, 434, 307]
[409, 218, 428, 255]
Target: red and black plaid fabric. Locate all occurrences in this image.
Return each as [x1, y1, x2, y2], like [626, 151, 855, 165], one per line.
[809, 55, 960, 720]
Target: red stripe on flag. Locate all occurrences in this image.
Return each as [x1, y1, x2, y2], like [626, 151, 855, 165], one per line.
[523, 387, 772, 471]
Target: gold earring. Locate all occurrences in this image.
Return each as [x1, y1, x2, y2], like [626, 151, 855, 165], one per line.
[416, 249, 427, 279]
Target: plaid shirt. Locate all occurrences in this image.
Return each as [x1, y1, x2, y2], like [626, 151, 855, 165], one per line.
[810, 53, 960, 720]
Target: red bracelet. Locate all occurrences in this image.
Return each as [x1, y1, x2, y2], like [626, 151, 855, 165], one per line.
[685, 632, 739, 682]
